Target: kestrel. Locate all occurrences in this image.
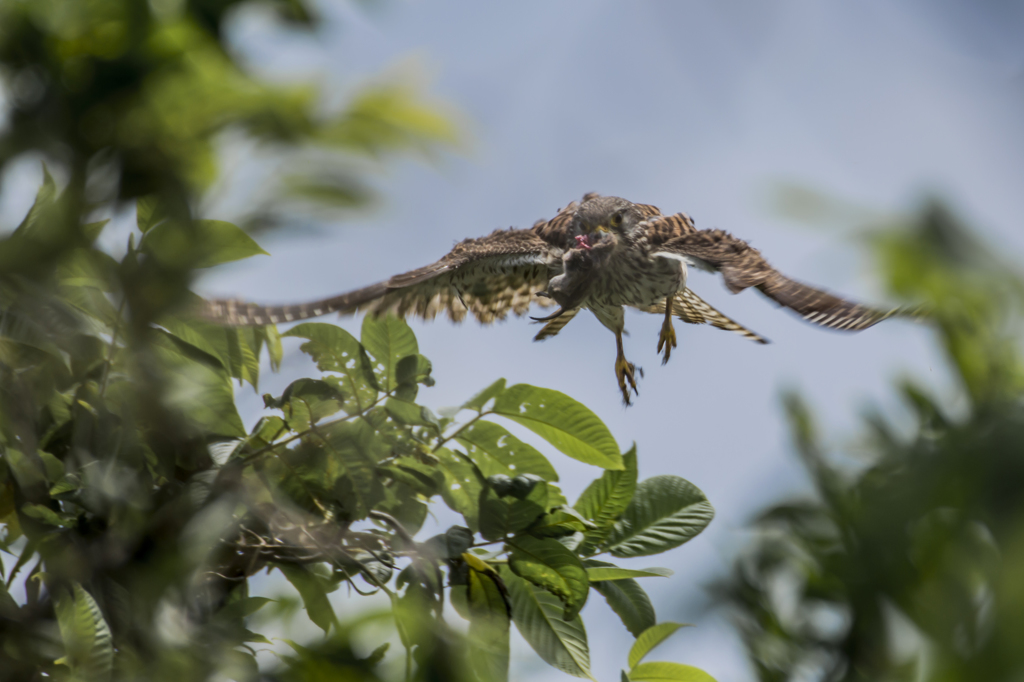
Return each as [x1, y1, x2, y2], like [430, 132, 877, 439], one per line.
[199, 193, 905, 404]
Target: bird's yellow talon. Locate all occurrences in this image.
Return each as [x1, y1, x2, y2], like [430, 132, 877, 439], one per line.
[658, 318, 677, 365]
[615, 355, 639, 405]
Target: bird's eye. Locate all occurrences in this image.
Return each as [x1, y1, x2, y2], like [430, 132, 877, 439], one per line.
[610, 212, 623, 227]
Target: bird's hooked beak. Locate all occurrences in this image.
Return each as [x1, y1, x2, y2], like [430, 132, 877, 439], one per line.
[575, 225, 609, 250]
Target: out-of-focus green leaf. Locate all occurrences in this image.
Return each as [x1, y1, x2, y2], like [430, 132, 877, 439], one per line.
[606, 477, 713, 558]
[143, 219, 268, 269]
[575, 446, 638, 556]
[136, 196, 169, 233]
[628, 661, 716, 681]
[587, 560, 656, 637]
[508, 535, 589, 620]
[500, 566, 593, 680]
[463, 378, 507, 412]
[465, 564, 511, 682]
[628, 623, 691, 669]
[12, 164, 57, 237]
[54, 583, 113, 681]
[151, 330, 245, 437]
[492, 384, 622, 470]
[277, 563, 337, 634]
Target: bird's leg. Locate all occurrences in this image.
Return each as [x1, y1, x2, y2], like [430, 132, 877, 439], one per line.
[615, 329, 640, 405]
[657, 295, 678, 365]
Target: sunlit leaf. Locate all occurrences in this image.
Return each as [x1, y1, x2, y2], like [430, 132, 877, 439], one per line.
[606, 477, 714, 558]
[492, 384, 622, 470]
[629, 661, 716, 682]
[628, 623, 691, 669]
[456, 420, 559, 483]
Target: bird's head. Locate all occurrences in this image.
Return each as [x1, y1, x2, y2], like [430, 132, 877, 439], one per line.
[572, 196, 643, 250]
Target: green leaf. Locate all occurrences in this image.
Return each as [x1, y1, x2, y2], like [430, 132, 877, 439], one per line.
[394, 353, 434, 400]
[322, 418, 384, 519]
[606, 476, 714, 558]
[500, 566, 593, 680]
[144, 219, 269, 268]
[629, 623, 692, 669]
[284, 323, 380, 413]
[435, 447, 485, 532]
[277, 563, 337, 634]
[575, 446, 638, 556]
[55, 583, 113, 681]
[587, 560, 656, 637]
[463, 378, 507, 412]
[136, 195, 169, 233]
[465, 564, 511, 682]
[456, 420, 559, 483]
[479, 479, 549, 541]
[629, 662, 716, 681]
[278, 378, 345, 430]
[586, 567, 673, 582]
[151, 331, 246, 438]
[508, 536, 589, 620]
[492, 384, 622, 470]
[361, 315, 418, 393]
[13, 164, 57, 236]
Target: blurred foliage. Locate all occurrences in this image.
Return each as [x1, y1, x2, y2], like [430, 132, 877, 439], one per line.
[0, 2, 716, 680]
[718, 201, 1024, 681]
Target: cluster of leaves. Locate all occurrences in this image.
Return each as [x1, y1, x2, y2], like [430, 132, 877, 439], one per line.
[717, 202, 1024, 681]
[0, 177, 717, 681]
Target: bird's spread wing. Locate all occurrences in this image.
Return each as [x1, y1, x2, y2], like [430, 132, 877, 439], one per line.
[649, 216, 902, 331]
[199, 228, 561, 326]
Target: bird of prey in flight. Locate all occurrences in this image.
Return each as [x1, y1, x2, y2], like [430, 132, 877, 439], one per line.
[200, 193, 905, 404]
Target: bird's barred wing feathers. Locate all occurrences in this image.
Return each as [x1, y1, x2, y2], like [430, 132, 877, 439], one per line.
[643, 290, 769, 344]
[198, 228, 560, 327]
[649, 216, 904, 331]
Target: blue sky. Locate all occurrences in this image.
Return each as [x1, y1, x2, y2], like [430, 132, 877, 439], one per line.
[3, 1, 1023, 679]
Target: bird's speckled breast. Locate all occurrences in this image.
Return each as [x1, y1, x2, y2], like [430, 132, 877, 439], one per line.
[588, 247, 687, 308]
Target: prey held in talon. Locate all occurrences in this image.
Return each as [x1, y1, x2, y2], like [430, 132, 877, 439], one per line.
[199, 193, 915, 405]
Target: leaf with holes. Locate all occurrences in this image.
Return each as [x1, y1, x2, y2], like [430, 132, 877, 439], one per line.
[361, 315, 418, 393]
[457, 419, 559, 481]
[285, 323, 380, 412]
[492, 385, 622, 470]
